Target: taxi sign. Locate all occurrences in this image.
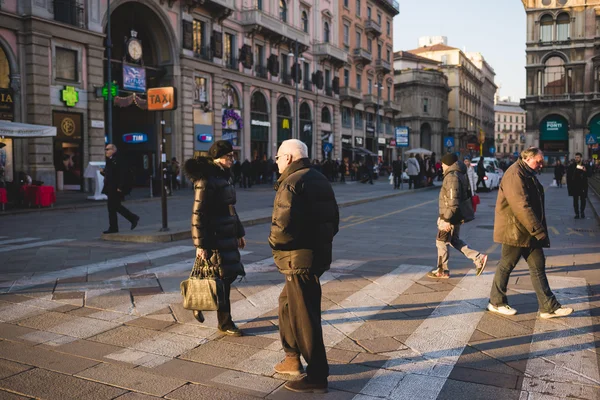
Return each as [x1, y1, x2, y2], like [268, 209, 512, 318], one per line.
[147, 87, 177, 111]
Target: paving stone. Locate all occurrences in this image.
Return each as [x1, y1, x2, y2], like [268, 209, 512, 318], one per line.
[0, 368, 126, 400]
[221, 333, 278, 349]
[165, 383, 263, 400]
[114, 392, 163, 400]
[267, 386, 360, 400]
[0, 359, 31, 380]
[350, 352, 390, 369]
[150, 358, 229, 384]
[0, 295, 32, 304]
[326, 348, 359, 364]
[0, 322, 39, 343]
[0, 340, 100, 374]
[163, 323, 215, 339]
[327, 362, 380, 394]
[437, 377, 525, 400]
[85, 290, 133, 312]
[124, 317, 175, 331]
[470, 335, 534, 362]
[56, 275, 87, 284]
[180, 341, 262, 369]
[333, 337, 366, 353]
[53, 339, 141, 368]
[469, 329, 496, 343]
[17, 311, 120, 339]
[456, 345, 525, 376]
[357, 337, 406, 354]
[476, 312, 533, 338]
[209, 370, 284, 397]
[0, 389, 31, 400]
[76, 363, 186, 397]
[448, 366, 520, 389]
[130, 287, 163, 297]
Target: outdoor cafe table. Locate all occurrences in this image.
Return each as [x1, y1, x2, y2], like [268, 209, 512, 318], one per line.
[20, 185, 56, 207]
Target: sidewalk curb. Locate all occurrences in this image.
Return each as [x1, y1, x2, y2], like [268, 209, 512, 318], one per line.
[100, 185, 440, 243]
[587, 178, 600, 226]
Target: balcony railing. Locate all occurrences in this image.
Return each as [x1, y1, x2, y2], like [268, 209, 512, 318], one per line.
[383, 100, 401, 113]
[353, 48, 372, 65]
[225, 57, 238, 71]
[375, 59, 391, 74]
[240, 7, 310, 50]
[373, 0, 400, 15]
[194, 46, 213, 62]
[303, 81, 312, 91]
[53, 0, 84, 28]
[282, 73, 292, 85]
[340, 86, 363, 103]
[312, 42, 348, 67]
[325, 86, 333, 96]
[363, 94, 383, 107]
[365, 19, 382, 37]
[255, 65, 268, 79]
[496, 138, 504, 143]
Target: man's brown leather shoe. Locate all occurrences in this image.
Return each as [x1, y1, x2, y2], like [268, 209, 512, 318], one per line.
[284, 375, 328, 393]
[274, 354, 304, 376]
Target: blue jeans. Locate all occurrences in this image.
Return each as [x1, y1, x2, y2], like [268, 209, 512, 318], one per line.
[490, 244, 560, 313]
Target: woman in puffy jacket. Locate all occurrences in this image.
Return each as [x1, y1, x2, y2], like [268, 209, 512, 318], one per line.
[184, 140, 246, 337]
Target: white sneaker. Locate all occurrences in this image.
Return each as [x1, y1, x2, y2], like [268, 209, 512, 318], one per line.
[487, 303, 517, 316]
[540, 307, 573, 319]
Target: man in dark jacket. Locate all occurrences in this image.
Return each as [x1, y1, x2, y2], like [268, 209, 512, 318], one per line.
[392, 156, 404, 189]
[101, 144, 139, 234]
[241, 159, 252, 188]
[566, 152, 591, 219]
[488, 147, 572, 319]
[428, 153, 487, 279]
[270, 139, 339, 394]
[476, 157, 487, 191]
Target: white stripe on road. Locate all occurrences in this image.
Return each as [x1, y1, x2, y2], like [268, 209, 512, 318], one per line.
[0, 239, 75, 254]
[226, 264, 430, 377]
[520, 276, 599, 400]
[355, 269, 494, 400]
[0, 237, 39, 245]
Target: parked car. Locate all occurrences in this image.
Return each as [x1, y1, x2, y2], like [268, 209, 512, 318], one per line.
[471, 157, 501, 190]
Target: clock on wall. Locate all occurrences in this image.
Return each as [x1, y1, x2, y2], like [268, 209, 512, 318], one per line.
[126, 30, 142, 62]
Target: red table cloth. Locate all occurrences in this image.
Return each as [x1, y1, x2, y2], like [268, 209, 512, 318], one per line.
[20, 185, 56, 207]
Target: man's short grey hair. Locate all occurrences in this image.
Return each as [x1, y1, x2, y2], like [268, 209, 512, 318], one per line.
[520, 147, 542, 160]
[280, 139, 308, 159]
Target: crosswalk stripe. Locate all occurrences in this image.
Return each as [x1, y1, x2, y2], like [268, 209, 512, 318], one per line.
[0, 237, 39, 245]
[7, 245, 194, 292]
[0, 239, 75, 254]
[355, 269, 494, 400]
[225, 264, 430, 377]
[520, 275, 599, 400]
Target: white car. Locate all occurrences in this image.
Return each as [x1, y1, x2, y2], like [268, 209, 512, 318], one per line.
[471, 157, 502, 190]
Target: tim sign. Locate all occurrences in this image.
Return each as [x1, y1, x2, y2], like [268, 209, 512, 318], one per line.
[147, 87, 177, 111]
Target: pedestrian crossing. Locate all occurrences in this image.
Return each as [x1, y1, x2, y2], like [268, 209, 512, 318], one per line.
[0, 238, 75, 253]
[0, 249, 596, 399]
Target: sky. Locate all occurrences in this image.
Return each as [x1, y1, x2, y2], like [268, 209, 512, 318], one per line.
[393, 0, 526, 102]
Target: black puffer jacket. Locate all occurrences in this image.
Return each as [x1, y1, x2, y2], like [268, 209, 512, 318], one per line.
[269, 158, 339, 276]
[184, 157, 245, 279]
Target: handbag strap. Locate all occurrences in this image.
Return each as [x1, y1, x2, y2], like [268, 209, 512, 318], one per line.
[190, 256, 220, 278]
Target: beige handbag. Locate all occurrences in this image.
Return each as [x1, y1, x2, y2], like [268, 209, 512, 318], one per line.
[180, 257, 225, 311]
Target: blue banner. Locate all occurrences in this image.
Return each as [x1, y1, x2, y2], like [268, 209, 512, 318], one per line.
[123, 65, 146, 92]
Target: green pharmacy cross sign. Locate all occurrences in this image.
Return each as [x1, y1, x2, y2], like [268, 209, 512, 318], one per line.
[61, 86, 79, 107]
[102, 82, 118, 101]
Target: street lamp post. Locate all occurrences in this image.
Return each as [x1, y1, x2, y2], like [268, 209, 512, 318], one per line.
[374, 81, 382, 157]
[288, 40, 304, 141]
[106, 0, 112, 144]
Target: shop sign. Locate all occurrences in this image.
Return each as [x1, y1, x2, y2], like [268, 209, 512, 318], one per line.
[53, 111, 82, 139]
[148, 87, 177, 111]
[122, 133, 148, 143]
[0, 88, 14, 121]
[251, 119, 270, 127]
[389, 140, 396, 146]
[377, 138, 386, 145]
[539, 115, 568, 141]
[61, 86, 79, 107]
[395, 126, 409, 147]
[222, 109, 242, 130]
[354, 136, 364, 147]
[341, 135, 352, 145]
[467, 143, 478, 150]
[197, 134, 213, 142]
[123, 65, 146, 92]
[91, 120, 105, 129]
[102, 82, 118, 100]
[281, 118, 290, 129]
[222, 130, 239, 146]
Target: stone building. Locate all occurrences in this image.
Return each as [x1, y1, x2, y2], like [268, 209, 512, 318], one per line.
[494, 101, 527, 160]
[337, 0, 400, 163]
[393, 51, 450, 155]
[407, 37, 497, 156]
[521, 0, 600, 164]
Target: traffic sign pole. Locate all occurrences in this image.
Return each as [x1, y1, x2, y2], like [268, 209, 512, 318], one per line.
[160, 116, 168, 232]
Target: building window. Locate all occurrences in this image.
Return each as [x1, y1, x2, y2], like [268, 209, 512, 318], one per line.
[544, 56, 566, 95]
[367, 6, 371, 19]
[193, 19, 206, 56]
[387, 21, 390, 36]
[324, 22, 330, 43]
[387, 49, 391, 62]
[356, 30, 362, 47]
[55, 47, 78, 81]
[423, 98, 429, 113]
[256, 45, 264, 67]
[509, 116, 512, 123]
[224, 33, 235, 65]
[556, 13, 570, 41]
[322, 107, 331, 123]
[302, 11, 309, 33]
[53, 0, 84, 28]
[342, 107, 352, 127]
[377, 44, 382, 59]
[367, 39, 372, 52]
[356, 73, 362, 90]
[540, 14, 553, 42]
[255, 0, 262, 10]
[387, 85, 391, 101]
[510, 125, 512, 132]
[344, 24, 350, 46]
[356, 0, 361, 16]
[367, 78, 372, 94]
[279, 0, 287, 22]
[343, 69, 350, 87]
[354, 110, 363, 129]
[377, 13, 381, 25]
[344, 0, 349, 7]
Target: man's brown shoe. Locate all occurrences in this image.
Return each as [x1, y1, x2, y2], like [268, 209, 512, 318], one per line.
[284, 376, 328, 393]
[274, 354, 304, 376]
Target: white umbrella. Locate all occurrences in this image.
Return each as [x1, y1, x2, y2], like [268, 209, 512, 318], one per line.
[405, 147, 432, 156]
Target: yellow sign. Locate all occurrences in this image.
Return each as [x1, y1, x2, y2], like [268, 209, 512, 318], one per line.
[593, 154, 598, 160]
[61, 117, 75, 136]
[478, 128, 485, 144]
[282, 119, 290, 129]
[147, 87, 177, 111]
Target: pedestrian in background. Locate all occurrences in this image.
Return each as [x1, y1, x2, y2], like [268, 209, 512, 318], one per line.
[406, 153, 420, 189]
[488, 147, 572, 319]
[101, 144, 139, 234]
[392, 155, 404, 189]
[270, 139, 339, 393]
[463, 156, 477, 196]
[476, 157, 487, 191]
[184, 140, 246, 336]
[171, 157, 181, 190]
[553, 159, 565, 188]
[241, 159, 252, 188]
[566, 152, 591, 219]
[428, 154, 488, 279]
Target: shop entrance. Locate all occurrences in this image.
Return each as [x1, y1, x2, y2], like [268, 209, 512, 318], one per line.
[539, 114, 569, 166]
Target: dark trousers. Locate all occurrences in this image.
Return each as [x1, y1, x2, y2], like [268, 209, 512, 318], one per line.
[476, 176, 487, 189]
[242, 175, 252, 188]
[279, 273, 329, 382]
[107, 193, 137, 231]
[573, 195, 586, 215]
[490, 244, 560, 313]
[394, 173, 401, 188]
[408, 175, 418, 189]
[217, 277, 235, 330]
[340, 173, 345, 183]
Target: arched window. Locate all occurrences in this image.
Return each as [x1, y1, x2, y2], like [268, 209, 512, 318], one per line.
[279, 0, 287, 23]
[251, 91, 268, 113]
[302, 11, 309, 33]
[0, 46, 9, 89]
[544, 56, 566, 95]
[321, 107, 331, 123]
[540, 14, 554, 42]
[324, 22, 330, 43]
[277, 97, 291, 116]
[556, 13, 570, 41]
[300, 103, 311, 120]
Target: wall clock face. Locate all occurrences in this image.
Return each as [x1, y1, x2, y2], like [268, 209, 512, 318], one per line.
[128, 39, 142, 61]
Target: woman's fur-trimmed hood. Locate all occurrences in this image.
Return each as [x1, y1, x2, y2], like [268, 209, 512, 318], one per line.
[184, 157, 230, 182]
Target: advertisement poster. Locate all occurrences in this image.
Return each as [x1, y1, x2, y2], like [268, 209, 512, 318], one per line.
[0, 138, 13, 183]
[123, 65, 146, 92]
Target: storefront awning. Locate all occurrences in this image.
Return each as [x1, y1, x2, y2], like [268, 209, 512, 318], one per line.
[355, 147, 378, 157]
[0, 121, 57, 138]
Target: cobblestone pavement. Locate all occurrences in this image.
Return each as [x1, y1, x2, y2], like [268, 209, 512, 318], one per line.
[0, 174, 598, 399]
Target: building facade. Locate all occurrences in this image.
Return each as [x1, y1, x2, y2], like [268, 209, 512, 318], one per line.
[0, 0, 374, 190]
[521, 0, 600, 164]
[337, 0, 400, 163]
[407, 38, 497, 156]
[494, 101, 527, 160]
[393, 51, 450, 155]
